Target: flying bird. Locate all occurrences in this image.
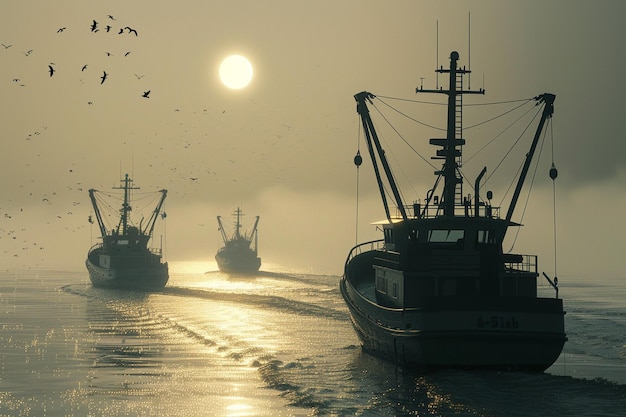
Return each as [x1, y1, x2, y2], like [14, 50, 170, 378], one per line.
[48, 65, 55, 77]
[124, 26, 138, 36]
[90, 20, 98, 32]
[134, 74, 145, 79]
[124, 51, 131, 57]
[107, 15, 116, 20]
[142, 90, 150, 98]
[100, 71, 107, 84]
[105, 25, 112, 32]
[1, 43, 11, 49]
[57, 27, 66, 33]
[81, 64, 87, 71]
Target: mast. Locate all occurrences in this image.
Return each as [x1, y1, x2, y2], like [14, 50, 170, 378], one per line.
[217, 215, 228, 243]
[354, 91, 408, 222]
[88, 189, 107, 238]
[234, 207, 242, 239]
[504, 93, 555, 225]
[113, 174, 139, 234]
[143, 189, 168, 237]
[417, 51, 484, 217]
[250, 216, 260, 253]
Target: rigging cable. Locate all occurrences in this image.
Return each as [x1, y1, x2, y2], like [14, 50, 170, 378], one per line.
[354, 115, 363, 246]
[549, 120, 559, 281]
[371, 99, 438, 170]
[484, 105, 542, 184]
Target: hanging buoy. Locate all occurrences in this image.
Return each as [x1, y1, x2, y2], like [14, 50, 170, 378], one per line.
[549, 162, 558, 180]
[354, 150, 362, 167]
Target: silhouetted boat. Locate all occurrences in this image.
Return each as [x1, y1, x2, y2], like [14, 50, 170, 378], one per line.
[86, 174, 168, 290]
[215, 207, 261, 273]
[340, 51, 566, 370]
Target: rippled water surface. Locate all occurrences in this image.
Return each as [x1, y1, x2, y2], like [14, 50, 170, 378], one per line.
[1, 265, 624, 416]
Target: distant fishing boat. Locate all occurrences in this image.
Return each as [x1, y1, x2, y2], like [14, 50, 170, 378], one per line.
[340, 51, 566, 370]
[86, 174, 168, 290]
[215, 207, 261, 273]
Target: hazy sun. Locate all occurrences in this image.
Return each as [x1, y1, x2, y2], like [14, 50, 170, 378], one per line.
[219, 55, 253, 89]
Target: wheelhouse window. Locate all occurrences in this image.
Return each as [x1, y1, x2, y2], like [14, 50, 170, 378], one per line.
[477, 229, 495, 244]
[384, 228, 393, 244]
[427, 229, 464, 244]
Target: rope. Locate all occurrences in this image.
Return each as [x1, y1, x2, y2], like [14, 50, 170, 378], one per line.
[371, 100, 438, 170]
[355, 115, 362, 246]
[375, 97, 445, 132]
[550, 120, 558, 279]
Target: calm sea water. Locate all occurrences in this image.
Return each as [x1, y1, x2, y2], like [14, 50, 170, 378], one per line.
[1, 264, 624, 416]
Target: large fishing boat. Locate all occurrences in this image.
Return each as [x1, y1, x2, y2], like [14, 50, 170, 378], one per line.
[215, 207, 261, 273]
[340, 51, 566, 370]
[86, 174, 169, 290]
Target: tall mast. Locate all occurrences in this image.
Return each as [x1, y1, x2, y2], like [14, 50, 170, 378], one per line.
[234, 207, 242, 239]
[417, 51, 484, 217]
[113, 173, 139, 234]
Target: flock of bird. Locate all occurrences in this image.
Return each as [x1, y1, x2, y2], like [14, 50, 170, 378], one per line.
[1, 14, 151, 262]
[2, 14, 150, 99]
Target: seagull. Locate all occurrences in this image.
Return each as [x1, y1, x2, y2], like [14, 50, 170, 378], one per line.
[57, 27, 66, 33]
[107, 15, 116, 20]
[90, 20, 98, 32]
[124, 26, 138, 36]
[1, 43, 11, 49]
[100, 71, 107, 84]
[24, 49, 33, 56]
[142, 90, 150, 98]
[134, 74, 145, 79]
[81, 64, 87, 71]
[124, 51, 131, 57]
[48, 65, 55, 77]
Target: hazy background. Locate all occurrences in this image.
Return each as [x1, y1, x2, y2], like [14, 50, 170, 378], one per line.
[1, 0, 624, 277]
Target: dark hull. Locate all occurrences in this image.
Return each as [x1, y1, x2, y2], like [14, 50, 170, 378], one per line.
[86, 248, 168, 290]
[215, 250, 261, 274]
[340, 255, 566, 371]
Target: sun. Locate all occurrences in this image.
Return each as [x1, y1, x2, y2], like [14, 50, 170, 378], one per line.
[219, 55, 253, 89]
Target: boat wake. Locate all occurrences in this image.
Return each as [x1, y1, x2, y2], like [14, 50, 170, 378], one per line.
[58, 279, 626, 416]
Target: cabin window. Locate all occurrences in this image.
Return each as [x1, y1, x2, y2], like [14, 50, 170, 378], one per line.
[477, 230, 495, 244]
[392, 282, 398, 299]
[384, 228, 393, 244]
[376, 270, 388, 294]
[428, 229, 464, 244]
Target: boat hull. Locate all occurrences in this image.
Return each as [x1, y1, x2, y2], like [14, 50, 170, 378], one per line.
[86, 249, 168, 290]
[340, 259, 566, 371]
[215, 251, 261, 274]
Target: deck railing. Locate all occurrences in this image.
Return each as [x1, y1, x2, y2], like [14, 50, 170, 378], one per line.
[504, 254, 537, 274]
[344, 239, 385, 268]
[396, 203, 502, 220]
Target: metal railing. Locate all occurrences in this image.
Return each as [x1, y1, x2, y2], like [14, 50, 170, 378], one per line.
[503, 254, 537, 274]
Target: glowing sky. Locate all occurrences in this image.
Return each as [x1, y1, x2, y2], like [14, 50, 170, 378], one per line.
[1, 0, 624, 276]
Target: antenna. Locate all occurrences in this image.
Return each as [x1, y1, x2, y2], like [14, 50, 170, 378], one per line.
[468, 11, 471, 88]
[436, 20, 439, 89]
